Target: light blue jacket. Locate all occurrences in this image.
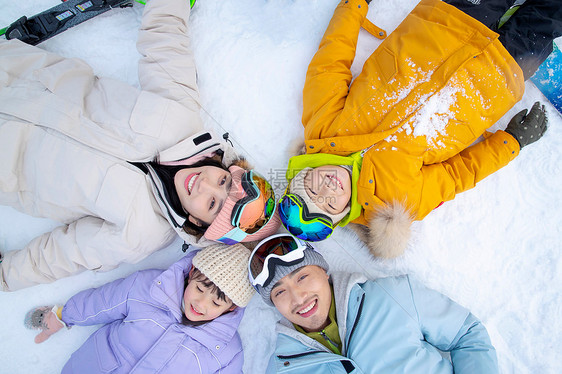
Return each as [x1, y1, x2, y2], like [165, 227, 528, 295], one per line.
[267, 273, 498, 373]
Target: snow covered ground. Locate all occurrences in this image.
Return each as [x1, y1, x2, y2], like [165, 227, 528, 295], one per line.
[0, 0, 561, 373]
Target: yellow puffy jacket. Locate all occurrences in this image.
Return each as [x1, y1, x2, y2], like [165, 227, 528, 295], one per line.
[298, 0, 524, 229]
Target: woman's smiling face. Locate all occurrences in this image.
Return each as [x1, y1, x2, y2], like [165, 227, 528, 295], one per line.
[173, 165, 232, 226]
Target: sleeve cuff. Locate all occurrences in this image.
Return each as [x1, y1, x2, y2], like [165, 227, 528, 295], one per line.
[54, 305, 68, 328]
[494, 130, 520, 159]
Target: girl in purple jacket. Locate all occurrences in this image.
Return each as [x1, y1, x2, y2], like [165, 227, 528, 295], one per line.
[24, 244, 254, 374]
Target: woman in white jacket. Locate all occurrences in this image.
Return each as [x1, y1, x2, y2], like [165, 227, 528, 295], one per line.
[0, 0, 280, 291]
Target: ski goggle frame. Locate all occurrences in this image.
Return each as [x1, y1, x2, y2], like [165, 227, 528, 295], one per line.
[248, 234, 312, 290]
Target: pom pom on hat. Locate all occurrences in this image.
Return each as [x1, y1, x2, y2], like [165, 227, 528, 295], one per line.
[204, 166, 281, 243]
[192, 243, 255, 307]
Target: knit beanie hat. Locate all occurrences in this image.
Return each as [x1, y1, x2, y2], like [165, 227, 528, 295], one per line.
[192, 243, 255, 307]
[289, 167, 350, 225]
[204, 165, 281, 243]
[256, 246, 329, 306]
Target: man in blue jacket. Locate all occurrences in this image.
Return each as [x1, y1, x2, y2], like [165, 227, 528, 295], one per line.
[248, 234, 498, 373]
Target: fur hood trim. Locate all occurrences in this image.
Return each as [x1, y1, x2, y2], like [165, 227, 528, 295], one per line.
[366, 202, 413, 259]
[287, 137, 307, 157]
[227, 156, 252, 170]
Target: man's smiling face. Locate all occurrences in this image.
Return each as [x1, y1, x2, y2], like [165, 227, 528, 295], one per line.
[270, 265, 331, 332]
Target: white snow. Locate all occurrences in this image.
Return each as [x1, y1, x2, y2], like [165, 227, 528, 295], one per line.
[410, 80, 464, 145]
[0, 0, 561, 373]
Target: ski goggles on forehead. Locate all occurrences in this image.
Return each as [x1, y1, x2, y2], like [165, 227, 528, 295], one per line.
[231, 170, 276, 233]
[278, 193, 334, 242]
[217, 170, 276, 244]
[248, 234, 311, 290]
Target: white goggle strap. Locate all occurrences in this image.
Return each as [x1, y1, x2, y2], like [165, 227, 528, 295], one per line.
[251, 247, 306, 288]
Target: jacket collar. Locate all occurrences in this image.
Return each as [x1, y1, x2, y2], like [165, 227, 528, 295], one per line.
[304, 129, 398, 155]
[331, 272, 367, 355]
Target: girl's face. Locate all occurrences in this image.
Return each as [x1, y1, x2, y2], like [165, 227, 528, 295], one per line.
[174, 166, 232, 226]
[303, 165, 351, 215]
[183, 270, 235, 322]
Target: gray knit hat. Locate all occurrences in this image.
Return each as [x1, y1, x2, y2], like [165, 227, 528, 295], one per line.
[192, 243, 255, 307]
[289, 167, 350, 225]
[256, 245, 329, 306]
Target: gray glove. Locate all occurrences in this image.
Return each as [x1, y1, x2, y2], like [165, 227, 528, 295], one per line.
[24, 305, 66, 343]
[505, 101, 548, 148]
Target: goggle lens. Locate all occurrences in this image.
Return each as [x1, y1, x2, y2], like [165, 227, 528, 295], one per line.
[231, 171, 276, 234]
[248, 235, 306, 288]
[249, 236, 299, 279]
[278, 194, 334, 241]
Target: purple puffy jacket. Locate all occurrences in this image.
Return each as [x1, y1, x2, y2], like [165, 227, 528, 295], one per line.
[60, 251, 244, 373]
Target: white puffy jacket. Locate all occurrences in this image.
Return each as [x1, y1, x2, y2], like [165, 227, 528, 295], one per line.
[0, 0, 227, 290]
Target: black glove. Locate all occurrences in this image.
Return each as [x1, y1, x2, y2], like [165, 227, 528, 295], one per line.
[505, 101, 548, 149]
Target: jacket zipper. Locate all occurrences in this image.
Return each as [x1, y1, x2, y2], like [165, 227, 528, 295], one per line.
[345, 293, 365, 350]
[277, 350, 325, 359]
[277, 349, 354, 372]
[319, 331, 340, 354]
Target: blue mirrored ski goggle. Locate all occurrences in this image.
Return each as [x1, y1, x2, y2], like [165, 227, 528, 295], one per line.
[278, 193, 333, 242]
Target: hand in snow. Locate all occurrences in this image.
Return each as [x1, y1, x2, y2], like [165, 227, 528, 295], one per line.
[505, 101, 548, 148]
[24, 306, 65, 343]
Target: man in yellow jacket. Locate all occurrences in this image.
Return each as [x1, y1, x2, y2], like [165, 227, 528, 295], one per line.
[279, 0, 557, 258]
